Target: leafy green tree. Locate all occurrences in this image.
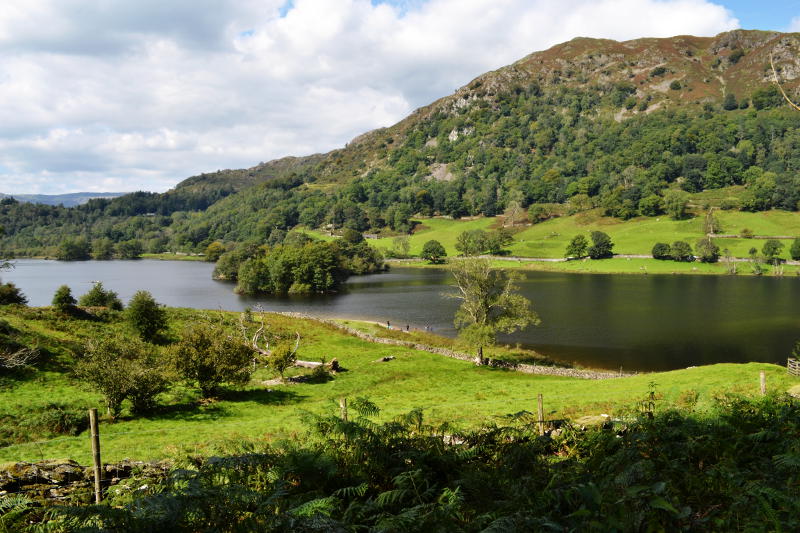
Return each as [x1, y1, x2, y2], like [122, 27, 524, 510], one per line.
[638, 195, 662, 217]
[75, 335, 169, 418]
[670, 241, 694, 262]
[172, 323, 254, 397]
[588, 231, 614, 259]
[565, 235, 589, 259]
[455, 230, 487, 256]
[695, 237, 720, 263]
[484, 229, 514, 255]
[421, 240, 446, 264]
[0, 283, 27, 305]
[92, 238, 115, 260]
[341, 228, 364, 244]
[790, 238, 800, 261]
[447, 257, 539, 364]
[390, 235, 411, 258]
[651, 243, 671, 260]
[762, 239, 784, 264]
[723, 93, 738, 110]
[57, 238, 91, 261]
[52, 285, 77, 312]
[79, 282, 123, 310]
[204, 241, 226, 262]
[116, 240, 144, 259]
[127, 291, 167, 341]
[663, 190, 689, 220]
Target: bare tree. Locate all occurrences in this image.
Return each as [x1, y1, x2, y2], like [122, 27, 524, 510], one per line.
[0, 348, 38, 371]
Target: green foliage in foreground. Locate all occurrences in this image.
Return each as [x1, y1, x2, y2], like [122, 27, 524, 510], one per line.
[25, 394, 800, 532]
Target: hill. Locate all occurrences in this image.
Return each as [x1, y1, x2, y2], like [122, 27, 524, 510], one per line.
[0, 192, 128, 207]
[2, 30, 800, 256]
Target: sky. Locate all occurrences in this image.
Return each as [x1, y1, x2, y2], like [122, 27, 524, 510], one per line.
[0, 0, 797, 194]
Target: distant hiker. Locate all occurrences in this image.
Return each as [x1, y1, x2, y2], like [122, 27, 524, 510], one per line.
[386, 320, 391, 329]
[405, 324, 409, 331]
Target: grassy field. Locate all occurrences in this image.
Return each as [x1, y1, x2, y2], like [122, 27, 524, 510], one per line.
[1, 307, 797, 466]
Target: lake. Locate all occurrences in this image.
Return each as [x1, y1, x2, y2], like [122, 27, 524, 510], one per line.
[3, 259, 799, 372]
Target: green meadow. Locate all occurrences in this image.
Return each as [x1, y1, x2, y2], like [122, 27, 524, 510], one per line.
[1, 306, 796, 466]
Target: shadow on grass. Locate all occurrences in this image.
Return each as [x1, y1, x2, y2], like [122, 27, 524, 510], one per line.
[220, 388, 304, 406]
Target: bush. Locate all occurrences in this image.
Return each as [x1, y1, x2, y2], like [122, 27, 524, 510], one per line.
[588, 231, 613, 259]
[719, 197, 740, 210]
[172, 323, 254, 397]
[204, 241, 226, 262]
[669, 80, 682, 90]
[79, 282, 123, 310]
[267, 343, 297, 379]
[75, 336, 169, 418]
[51, 285, 77, 312]
[651, 242, 671, 260]
[740, 228, 754, 239]
[127, 290, 167, 341]
[670, 241, 694, 262]
[0, 282, 27, 305]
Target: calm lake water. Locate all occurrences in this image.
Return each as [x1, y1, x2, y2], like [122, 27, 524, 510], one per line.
[3, 259, 799, 372]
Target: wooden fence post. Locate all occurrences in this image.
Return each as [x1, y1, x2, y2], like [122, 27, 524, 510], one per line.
[537, 394, 544, 436]
[88, 408, 102, 504]
[339, 398, 348, 422]
[760, 371, 766, 396]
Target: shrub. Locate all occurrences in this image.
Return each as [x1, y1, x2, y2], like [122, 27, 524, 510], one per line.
[127, 291, 167, 341]
[204, 241, 226, 262]
[651, 242, 671, 260]
[172, 323, 254, 397]
[669, 80, 682, 90]
[51, 285, 77, 312]
[75, 336, 168, 418]
[267, 343, 297, 379]
[740, 228, 754, 239]
[0, 282, 27, 305]
[719, 197, 740, 210]
[79, 282, 123, 310]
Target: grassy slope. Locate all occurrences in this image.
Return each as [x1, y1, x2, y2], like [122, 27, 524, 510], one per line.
[1, 308, 797, 465]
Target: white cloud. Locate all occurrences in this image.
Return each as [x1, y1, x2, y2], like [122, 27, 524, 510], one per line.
[0, 0, 738, 194]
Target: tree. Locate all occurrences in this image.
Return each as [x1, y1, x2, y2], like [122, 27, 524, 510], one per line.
[172, 323, 254, 397]
[116, 240, 143, 259]
[204, 241, 226, 262]
[652, 243, 671, 260]
[791, 238, 800, 261]
[663, 190, 689, 220]
[127, 291, 167, 341]
[565, 235, 589, 259]
[79, 282, 123, 310]
[75, 335, 168, 418]
[391, 236, 411, 258]
[52, 285, 77, 312]
[695, 237, 720, 263]
[447, 257, 539, 365]
[762, 239, 784, 264]
[455, 230, 487, 256]
[484, 229, 514, 255]
[92, 238, 115, 260]
[57, 238, 91, 261]
[588, 231, 614, 259]
[0, 282, 27, 305]
[670, 241, 693, 262]
[342, 228, 364, 244]
[503, 200, 525, 226]
[638, 195, 662, 217]
[421, 240, 447, 264]
[723, 93, 738, 110]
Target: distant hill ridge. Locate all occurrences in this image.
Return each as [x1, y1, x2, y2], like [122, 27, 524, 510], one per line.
[0, 192, 128, 207]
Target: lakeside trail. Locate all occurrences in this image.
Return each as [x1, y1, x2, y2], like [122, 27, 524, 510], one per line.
[276, 312, 628, 380]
